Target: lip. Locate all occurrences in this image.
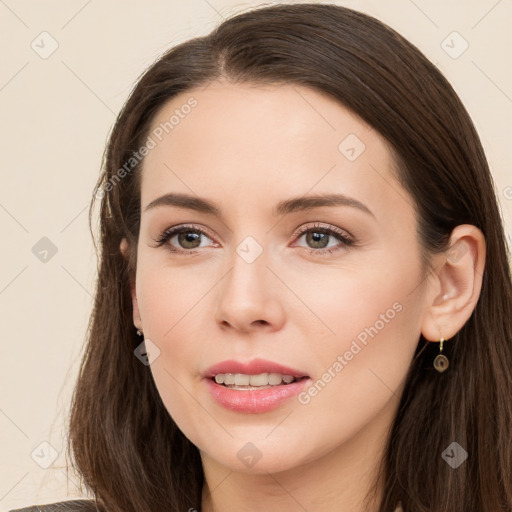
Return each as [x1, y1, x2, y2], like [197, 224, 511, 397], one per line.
[202, 358, 308, 379]
[202, 358, 310, 414]
[204, 376, 310, 413]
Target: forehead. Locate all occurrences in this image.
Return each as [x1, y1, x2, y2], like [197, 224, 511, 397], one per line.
[139, 81, 404, 218]
[145, 80, 382, 154]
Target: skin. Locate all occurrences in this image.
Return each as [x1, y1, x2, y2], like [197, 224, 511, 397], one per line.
[120, 80, 485, 511]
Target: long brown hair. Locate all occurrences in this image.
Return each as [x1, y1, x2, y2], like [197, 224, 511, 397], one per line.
[67, 3, 512, 511]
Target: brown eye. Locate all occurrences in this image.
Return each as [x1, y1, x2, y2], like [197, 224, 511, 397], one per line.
[305, 230, 330, 249]
[177, 231, 202, 249]
[154, 225, 216, 254]
[294, 223, 354, 255]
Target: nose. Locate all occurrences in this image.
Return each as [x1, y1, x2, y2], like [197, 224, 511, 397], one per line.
[214, 243, 286, 334]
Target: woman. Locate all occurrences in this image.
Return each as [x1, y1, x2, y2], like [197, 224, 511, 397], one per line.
[12, 3, 512, 511]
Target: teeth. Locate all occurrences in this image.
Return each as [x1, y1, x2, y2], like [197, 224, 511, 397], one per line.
[268, 373, 282, 385]
[249, 373, 268, 386]
[235, 374, 250, 386]
[213, 373, 297, 387]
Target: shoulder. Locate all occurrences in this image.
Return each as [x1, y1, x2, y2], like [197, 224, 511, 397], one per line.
[8, 500, 98, 512]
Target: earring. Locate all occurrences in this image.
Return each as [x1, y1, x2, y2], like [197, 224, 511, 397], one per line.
[136, 329, 143, 338]
[433, 337, 449, 372]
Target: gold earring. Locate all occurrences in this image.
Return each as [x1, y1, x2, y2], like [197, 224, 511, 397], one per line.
[433, 337, 449, 372]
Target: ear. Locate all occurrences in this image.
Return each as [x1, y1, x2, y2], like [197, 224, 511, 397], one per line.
[421, 224, 486, 342]
[120, 237, 143, 332]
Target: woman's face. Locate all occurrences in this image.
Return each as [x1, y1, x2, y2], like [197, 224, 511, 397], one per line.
[128, 81, 431, 474]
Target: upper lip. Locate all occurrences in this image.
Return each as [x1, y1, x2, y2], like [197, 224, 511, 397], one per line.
[203, 358, 309, 379]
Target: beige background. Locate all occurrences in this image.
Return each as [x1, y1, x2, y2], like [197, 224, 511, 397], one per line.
[0, 0, 510, 508]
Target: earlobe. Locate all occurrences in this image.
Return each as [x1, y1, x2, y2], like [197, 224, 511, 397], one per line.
[120, 237, 129, 259]
[131, 292, 143, 332]
[119, 237, 143, 332]
[421, 224, 486, 342]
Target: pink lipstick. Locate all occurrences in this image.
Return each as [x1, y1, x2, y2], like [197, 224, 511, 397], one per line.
[203, 358, 310, 413]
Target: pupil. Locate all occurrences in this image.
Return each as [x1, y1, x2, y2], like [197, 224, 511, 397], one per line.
[307, 231, 329, 248]
[179, 231, 200, 249]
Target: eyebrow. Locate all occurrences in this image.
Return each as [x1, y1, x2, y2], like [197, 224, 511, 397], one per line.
[143, 192, 374, 218]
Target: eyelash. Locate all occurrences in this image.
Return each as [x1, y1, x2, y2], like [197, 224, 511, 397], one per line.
[153, 222, 354, 256]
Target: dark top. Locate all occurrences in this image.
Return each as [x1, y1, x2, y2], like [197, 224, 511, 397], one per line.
[10, 498, 404, 511]
[9, 500, 98, 512]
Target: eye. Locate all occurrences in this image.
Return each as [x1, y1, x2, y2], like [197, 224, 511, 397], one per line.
[292, 222, 354, 256]
[153, 222, 354, 256]
[153, 224, 217, 254]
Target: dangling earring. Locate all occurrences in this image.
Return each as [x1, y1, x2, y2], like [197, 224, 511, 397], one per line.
[433, 337, 449, 372]
[136, 329, 143, 338]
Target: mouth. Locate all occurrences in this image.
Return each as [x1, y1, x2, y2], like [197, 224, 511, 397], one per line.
[205, 372, 311, 413]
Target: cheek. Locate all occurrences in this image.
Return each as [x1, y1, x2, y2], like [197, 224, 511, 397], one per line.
[286, 249, 422, 348]
[136, 262, 209, 437]
[136, 256, 214, 342]
[135, 260, 209, 405]
[299, 280, 423, 423]
[290, 253, 424, 406]
[290, 298, 421, 459]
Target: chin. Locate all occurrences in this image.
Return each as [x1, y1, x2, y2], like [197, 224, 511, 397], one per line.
[200, 435, 318, 475]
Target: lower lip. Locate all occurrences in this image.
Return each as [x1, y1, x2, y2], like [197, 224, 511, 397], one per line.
[204, 377, 310, 413]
